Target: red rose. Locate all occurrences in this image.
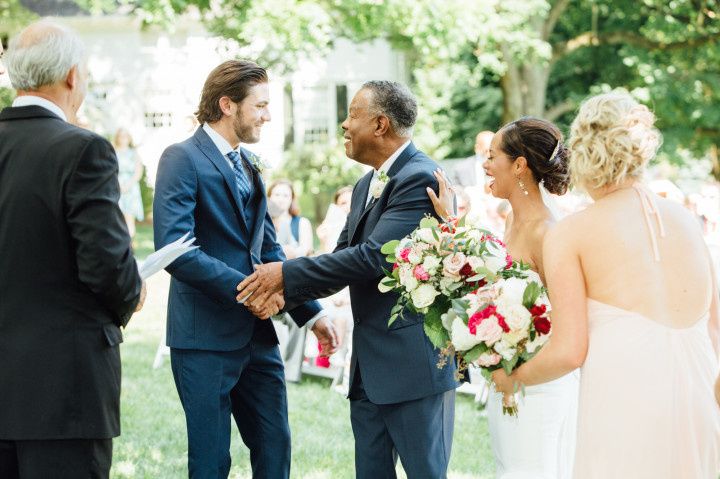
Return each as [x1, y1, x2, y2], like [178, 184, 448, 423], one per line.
[505, 254, 513, 270]
[529, 304, 547, 317]
[392, 263, 399, 271]
[468, 312, 484, 335]
[534, 316, 551, 335]
[496, 314, 510, 333]
[460, 263, 474, 277]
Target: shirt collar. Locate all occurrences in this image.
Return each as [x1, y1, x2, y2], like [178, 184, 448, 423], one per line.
[203, 122, 239, 157]
[12, 95, 67, 122]
[375, 139, 411, 176]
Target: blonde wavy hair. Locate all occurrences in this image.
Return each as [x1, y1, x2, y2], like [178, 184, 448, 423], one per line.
[568, 90, 662, 190]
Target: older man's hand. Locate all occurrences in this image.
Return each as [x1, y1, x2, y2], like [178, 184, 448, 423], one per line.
[312, 316, 339, 357]
[236, 262, 284, 309]
[243, 291, 285, 320]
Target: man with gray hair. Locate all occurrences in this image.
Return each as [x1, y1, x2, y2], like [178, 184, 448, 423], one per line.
[0, 21, 144, 478]
[237, 80, 457, 478]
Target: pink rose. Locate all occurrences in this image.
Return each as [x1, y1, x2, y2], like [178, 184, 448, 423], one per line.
[474, 315, 504, 345]
[442, 252, 466, 279]
[398, 248, 411, 262]
[413, 265, 430, 281]
[477, 352, 502, 367]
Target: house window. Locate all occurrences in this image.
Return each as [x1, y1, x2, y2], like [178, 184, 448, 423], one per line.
[144, 111, 173, 129]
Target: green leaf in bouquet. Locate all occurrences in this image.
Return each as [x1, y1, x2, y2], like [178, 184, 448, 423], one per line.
[522, 282, 542, 308]
[432, 228, 440, 242]
[419, 216, 439, 229]
[385, 255, 397, 263]
[502, 355, 519, 376]
[462, 343, 488, 364]
[381, 240, 400, 256]
[454, 231, 467, 239]
[388, 313, 399, 326]
[457, 215, 466, 228]
[423, 307, 449, 348]
[451, 299, 469, 321]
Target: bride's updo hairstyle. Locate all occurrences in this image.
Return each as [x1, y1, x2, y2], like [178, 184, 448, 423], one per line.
[568, 89, 662, 190]
[498, 117, 570, 195]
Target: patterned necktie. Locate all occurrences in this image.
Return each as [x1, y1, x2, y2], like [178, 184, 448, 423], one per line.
[226, 150, 252, 204]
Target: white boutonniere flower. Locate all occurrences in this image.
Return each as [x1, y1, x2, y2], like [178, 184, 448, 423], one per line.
[247, 152, 268, 174]
[370, 170, 390, 200]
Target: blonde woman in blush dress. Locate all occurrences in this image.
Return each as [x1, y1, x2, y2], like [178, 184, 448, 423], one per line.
[429, 118, 579, 479]
[493, 90, 720, 478]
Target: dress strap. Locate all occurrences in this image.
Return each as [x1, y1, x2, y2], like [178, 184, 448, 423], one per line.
[632, 184, 666, 261]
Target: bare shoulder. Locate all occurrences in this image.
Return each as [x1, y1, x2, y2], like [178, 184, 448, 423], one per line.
[544, 209, 588, 250]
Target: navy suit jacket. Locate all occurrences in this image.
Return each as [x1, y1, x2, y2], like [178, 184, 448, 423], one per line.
[154, 127, 322, 351]
[283, 143, 457, 404]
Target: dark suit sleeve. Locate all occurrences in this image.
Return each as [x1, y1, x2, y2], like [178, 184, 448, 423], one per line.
[153, 145, 245, 305]
[282, 170, 438, 304]
[258, 201, 323, 327]
[65, 136, 142, 326]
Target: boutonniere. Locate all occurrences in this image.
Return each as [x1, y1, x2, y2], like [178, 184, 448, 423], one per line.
[370, 170, 390, 200]
[247, 152, 268, 174]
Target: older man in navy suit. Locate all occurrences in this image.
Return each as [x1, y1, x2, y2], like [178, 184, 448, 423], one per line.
[153, 60, 337, 479]
[238, 81, 457, 478]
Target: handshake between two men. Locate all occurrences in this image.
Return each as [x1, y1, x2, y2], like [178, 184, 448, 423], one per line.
[237, 262, 340, 357]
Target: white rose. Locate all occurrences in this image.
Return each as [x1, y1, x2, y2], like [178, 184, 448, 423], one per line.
[450, 317, 483, 352]
[422, 255, 442, 275]
[407, 251, 423, 265]
[522, 268, 543, 285]
[525, 333, 550, 354]
[502, 327, 529, 346]
[498, 277, 528, 306]
[485, 252, 507, 274]
[466, 255, 485, 273]
[441, 309, 457, 331]
[493, 340, 517, 362]
[415, 228, 436, 244]
[496, 301, 532, 332]
[466, 229, 482, 241]
[411, 283, 440, 309]
[398, 265, 418, 291]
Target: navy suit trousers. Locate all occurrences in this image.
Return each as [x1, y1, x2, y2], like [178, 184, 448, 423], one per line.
[171, 336, 290, 479]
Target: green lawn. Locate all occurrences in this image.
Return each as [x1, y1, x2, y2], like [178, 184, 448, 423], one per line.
[115, 227, 495, 478]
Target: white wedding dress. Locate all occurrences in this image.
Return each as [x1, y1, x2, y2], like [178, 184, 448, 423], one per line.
[486, 184, 579, 479]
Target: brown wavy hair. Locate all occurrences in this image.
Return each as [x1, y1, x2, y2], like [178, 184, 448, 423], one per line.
[195, 60, 268, 124]
[268, 179, 300, 217]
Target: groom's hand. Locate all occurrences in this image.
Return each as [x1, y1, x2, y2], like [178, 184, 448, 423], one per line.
[236, 262, 284, 311]
[312, 316, 339, 357]
[244, 291, 284, 320]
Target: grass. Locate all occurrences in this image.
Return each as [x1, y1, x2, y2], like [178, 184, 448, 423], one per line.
[114, 227, 495, 478]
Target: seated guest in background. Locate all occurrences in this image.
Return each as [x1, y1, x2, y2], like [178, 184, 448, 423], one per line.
[317, 185, 353, 253]
[0, 21, 145, 478]
[268, 179, 316, 382]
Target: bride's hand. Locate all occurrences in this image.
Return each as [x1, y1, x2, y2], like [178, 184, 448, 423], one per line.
[491, 369, 515, 395]
[426, 169, 455, 221]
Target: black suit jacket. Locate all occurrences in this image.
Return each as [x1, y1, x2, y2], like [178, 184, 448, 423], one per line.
[0, 105, 142, 440]
[283, 143, 457, 404]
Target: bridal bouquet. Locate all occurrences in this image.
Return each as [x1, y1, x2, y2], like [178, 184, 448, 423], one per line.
[378, 216, 551, 415]
[378, 216, 513, 327]
[440, 271, 551, 415]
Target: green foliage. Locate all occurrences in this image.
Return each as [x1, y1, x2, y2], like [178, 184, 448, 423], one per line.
[139, 166, 154, 219]
[0, 0, 36, 36]
[0, 88, 15, 110]
[273, 143, 363, 226]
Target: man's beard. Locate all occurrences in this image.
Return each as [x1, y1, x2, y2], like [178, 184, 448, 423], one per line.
[233, 114, 258, 144]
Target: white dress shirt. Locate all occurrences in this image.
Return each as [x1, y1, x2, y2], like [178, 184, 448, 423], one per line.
[12, 95, 67, 122]
[365, 139, 411, 206]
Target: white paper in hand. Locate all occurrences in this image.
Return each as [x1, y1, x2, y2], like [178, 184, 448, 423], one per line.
[138, 232, 199, 280]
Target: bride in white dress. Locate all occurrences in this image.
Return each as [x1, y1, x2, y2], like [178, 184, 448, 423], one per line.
[429, 117, 578, 478]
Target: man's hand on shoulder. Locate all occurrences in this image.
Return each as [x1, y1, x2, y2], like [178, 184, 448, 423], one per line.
[134, 281, 147, 312]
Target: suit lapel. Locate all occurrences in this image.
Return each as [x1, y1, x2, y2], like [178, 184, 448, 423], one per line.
[193, 128, 249, 234]
[349, 142, 418, 244]
[241, 148, 267, 258]
[348, 171, 374, 242]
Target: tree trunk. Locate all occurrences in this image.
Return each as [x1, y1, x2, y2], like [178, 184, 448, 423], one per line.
[500, 56, 551, 124]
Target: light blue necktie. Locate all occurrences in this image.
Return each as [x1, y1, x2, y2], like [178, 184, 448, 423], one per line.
[226, 150, 253, 205]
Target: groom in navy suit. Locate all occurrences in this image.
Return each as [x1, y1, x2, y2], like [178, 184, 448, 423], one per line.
[238, 81, 457, 478]
[153, 60, 337, 479]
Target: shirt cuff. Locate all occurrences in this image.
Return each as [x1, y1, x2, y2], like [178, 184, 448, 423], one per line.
[305, 310, 327, 330]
